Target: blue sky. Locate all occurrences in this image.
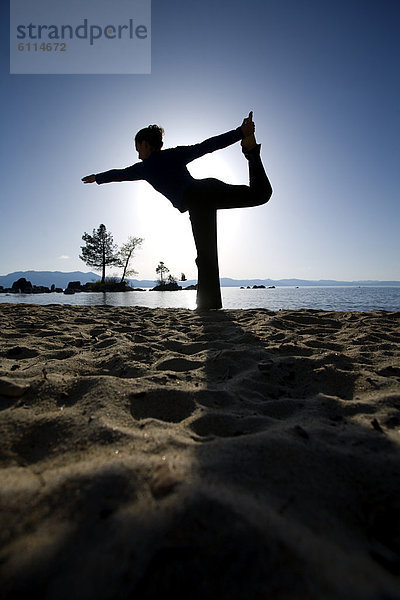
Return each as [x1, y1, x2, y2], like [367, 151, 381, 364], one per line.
[1, 0, 399, 281]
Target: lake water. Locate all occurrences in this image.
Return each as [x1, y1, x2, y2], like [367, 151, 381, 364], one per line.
[1, 286, 399, 312]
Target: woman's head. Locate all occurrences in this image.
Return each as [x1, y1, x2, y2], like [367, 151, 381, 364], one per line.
[135, 124, 164, 159]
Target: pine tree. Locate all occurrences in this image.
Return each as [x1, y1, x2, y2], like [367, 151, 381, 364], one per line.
[80, 224, 120, 284]
[155, 261, 169, 284]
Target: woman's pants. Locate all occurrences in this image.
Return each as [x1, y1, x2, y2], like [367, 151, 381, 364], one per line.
[183, 145, 272, 310]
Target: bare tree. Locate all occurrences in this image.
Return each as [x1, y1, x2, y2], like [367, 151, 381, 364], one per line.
[119, 236, 144, 284]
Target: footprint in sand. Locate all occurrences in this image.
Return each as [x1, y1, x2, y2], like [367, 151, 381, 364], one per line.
[257, 399, 305, 420]
[383, 413, 400, 429]
[73, 317, 94, 325]
[190, 412, 274, 438]
[378, 365, 400, 378]
[155, 357, 203, 372]
[46, 349, 77, 360]
[303, 339, 343, 351]
[163, 340, 208, 355]
[10, 417, 75, 464]
[0, 377, 30, 398]
[130, 390, 195, 423]
[93, 338, 118, 349]
[5, 346, 39, 359]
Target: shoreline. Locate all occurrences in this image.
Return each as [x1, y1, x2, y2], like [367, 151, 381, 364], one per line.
[1, 285, 399, 313]
[1, 304, 399, 598]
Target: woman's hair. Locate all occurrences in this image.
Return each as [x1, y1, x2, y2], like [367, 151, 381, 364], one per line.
[135, 124, 164, 150]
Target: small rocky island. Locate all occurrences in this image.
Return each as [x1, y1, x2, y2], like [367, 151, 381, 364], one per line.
[150, 282, 182, 291]
[0, 278, 61, 295]
[150, 282, 198, 291]
[0, 277, 196, 295]
[240, 284, 275, 290]
[63, 280, 143, 294]
[0, 277, 144, 295]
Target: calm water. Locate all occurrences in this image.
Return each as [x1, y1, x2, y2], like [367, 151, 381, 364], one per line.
[0, 287, 399, 312]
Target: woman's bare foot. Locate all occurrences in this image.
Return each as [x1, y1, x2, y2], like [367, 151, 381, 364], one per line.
[240, 111, 257, 152]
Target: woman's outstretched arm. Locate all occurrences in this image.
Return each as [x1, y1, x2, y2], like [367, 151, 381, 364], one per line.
[82, 162, 144, 185]
[178, 112, 255, 164]
[179, 128, 242, 164]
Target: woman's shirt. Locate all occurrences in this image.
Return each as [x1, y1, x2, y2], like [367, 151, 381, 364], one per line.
[95, 127, 242, 212]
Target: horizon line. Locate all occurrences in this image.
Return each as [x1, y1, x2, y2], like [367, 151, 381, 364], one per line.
[1, 270, 400, 284]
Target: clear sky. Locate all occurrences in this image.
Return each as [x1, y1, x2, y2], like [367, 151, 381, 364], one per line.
[1, 0, 399, 281]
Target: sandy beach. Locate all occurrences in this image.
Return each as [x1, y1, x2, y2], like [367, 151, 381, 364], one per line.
[0, 303, 399, 599]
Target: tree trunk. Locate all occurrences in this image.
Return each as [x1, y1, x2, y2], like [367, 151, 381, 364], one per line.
[120, 249, 132, 284]
[102, 244, 106, 283]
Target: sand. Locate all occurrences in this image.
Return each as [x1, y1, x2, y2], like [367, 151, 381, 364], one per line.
[0, 303, 399, 599]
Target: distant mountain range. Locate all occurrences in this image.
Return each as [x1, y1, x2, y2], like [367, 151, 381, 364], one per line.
[0, 271, 399, 289]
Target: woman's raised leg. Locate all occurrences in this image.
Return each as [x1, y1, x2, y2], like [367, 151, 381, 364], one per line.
[212, 144, 272, 210]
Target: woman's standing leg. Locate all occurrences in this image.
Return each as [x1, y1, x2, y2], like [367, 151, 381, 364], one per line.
[188, 204, 222, 310]
[184, 133, 273, 310]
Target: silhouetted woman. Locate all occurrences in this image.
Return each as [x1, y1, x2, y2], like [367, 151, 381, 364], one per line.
[82, 111, 272, 310]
